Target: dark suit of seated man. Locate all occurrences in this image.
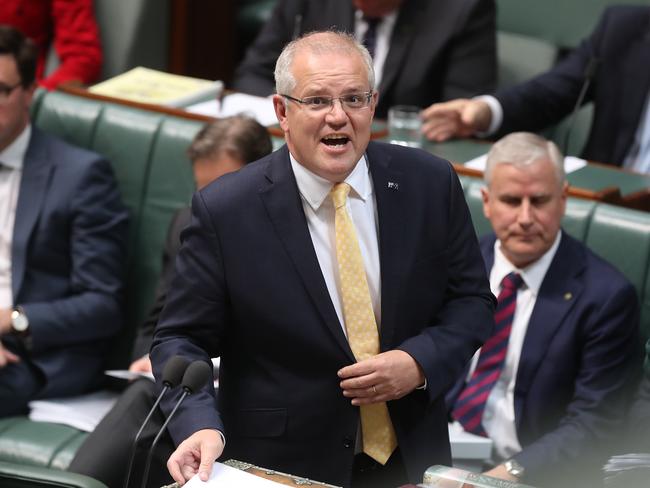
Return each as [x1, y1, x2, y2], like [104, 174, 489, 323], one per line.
[232, 0, 497, 118]
[0, 25, 128, 416]
[151, 31, 495, 488]
[445, 132, 643, 487]
[67, 116, 273, 488]
[422, 5, 650, 173]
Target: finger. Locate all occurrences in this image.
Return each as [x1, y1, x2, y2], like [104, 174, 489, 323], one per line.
[4, 349, 20, 363]
[423, 120, 459, 141]
[167, 453, 189, 485]
[198, 439, 220, 481]
[338, 360, 376, 379]
[339, 370, 378, 391]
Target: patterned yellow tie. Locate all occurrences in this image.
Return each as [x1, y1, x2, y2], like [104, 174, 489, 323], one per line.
[330, 182, 397, 465]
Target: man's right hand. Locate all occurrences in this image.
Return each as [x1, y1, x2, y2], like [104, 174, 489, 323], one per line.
[128, 354, 152, 374]
[421, 99, 492, 142]
[167, 429, 224, 485]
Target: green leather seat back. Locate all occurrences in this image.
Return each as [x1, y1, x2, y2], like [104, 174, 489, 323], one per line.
[496, 0, 646, 49]
[497, 31, 557, 89]
[136, 117, 202, 317]
[562, 198, 596, 241]
[32, 91, 103, 148]
[462, 179, 492, 239]
[585, 204, 650, 339]
[0, 460, 106, 488]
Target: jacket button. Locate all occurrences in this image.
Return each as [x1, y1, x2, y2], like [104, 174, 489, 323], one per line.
[343, 437, 353, 449]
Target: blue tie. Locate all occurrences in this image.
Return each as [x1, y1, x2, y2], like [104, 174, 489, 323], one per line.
[362, 17, 381, 58]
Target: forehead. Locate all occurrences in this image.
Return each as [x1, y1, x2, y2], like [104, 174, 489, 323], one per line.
[490, 159, 561, 194]
[291, 47, 368, 93]
[0, 54, 20, 83]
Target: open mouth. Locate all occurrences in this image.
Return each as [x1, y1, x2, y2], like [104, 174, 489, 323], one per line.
[321, 135, 350, 147]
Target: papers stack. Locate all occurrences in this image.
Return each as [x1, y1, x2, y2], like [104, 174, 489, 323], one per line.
[603, 453, 650, 487]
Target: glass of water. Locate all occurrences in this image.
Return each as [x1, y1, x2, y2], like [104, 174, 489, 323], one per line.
[388, 105, 423, 148]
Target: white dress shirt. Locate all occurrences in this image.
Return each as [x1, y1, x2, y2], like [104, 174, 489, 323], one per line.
[0, 125, 31, 309]
[459, 232, 561, 461]
[354, 10, 399, 91]
[290, 153, 381, 334]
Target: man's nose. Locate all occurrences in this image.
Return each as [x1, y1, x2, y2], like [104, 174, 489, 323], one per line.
[518, 200, 533, 226]
[325, 99, 348, 125]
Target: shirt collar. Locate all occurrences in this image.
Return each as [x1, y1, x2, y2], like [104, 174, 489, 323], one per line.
[491, 231, 562, 296]
[0, 124, 31, 170]
[354, 9, 399, 25]
[290, 151, 372, 211]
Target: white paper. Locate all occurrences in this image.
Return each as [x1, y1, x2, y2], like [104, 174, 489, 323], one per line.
[184, 461, 287, 488]
[448, 422, 493, 460]
[186, 93, 278, 127]
[464, 153, 587, 174]
[104, 369, 154, 381]
[28, 390, 119, 432]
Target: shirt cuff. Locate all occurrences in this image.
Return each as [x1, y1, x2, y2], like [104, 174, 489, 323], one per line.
[473, 95, 503, 137]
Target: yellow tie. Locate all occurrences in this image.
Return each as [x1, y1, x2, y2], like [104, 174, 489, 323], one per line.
[330, 182, 397, 465]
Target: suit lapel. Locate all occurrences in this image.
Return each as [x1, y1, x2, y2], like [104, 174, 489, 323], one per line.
[616, 23, 650, 163]
[12, 128, 53, 300]
[367, 143, 405, 349]
[259, 147, 354, 360]
[513, 234, 585, 428]
[379, 0, 422, 97]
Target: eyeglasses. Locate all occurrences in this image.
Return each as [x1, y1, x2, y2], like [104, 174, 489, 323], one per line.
[0, 82, 21, 102]
[282, 92, 373, 112]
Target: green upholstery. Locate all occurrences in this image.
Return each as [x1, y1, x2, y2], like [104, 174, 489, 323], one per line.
[0, 461, 106, 488]
[497, 31, 557, 89]
[496, 0, 648, 49]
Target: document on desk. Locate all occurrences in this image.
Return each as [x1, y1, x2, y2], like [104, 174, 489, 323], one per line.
[184, 461, 286, 487]
[28, 390, 119, 432]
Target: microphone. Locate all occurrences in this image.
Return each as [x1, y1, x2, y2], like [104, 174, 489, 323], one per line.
[122, 355, 189, 488]
[140, 360, 214, 488]
[562, 56, 600, 157]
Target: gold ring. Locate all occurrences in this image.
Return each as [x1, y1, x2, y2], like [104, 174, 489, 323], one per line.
[372, 385, 377, 394]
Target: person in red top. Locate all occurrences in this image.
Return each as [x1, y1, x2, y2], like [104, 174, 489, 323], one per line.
[0, 0, 102, 89]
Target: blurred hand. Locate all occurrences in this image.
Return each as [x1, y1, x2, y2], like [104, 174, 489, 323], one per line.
[167, 429, 224, 485]
[0, 308, 11, 335]
[0, 341, 20, 368]
[128, 355, 152, 374]
[421, 98, 492, 142]
[338, 350, 424, 405]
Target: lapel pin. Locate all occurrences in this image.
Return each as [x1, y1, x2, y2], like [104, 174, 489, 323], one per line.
[387, 181, 399, 190]
[564, 292, 573, 301]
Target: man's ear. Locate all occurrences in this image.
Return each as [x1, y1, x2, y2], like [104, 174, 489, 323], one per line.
[272, 95, 290, 132]
[481, 186, 491, 219]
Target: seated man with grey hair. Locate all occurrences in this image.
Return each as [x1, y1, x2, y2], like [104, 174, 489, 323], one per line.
[445, 132, 642, 487]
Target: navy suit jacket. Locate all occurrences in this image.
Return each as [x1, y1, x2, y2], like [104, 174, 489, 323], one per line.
[232, 0, 497, 118]
[495, 5, 650, 166]
[6, 127, 128, 398]
[447, 232, 642, 483]
[151, 141, 495, 486]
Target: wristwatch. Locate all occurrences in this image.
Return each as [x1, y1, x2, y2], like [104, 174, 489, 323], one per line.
[10, 307, 30, 336]
[504, 459, 525, 480]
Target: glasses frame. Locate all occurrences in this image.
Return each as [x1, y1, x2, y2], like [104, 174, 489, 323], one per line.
[281, 91, 374, 112]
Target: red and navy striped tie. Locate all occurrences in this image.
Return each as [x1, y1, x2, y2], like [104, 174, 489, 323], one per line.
[452, 272, 524, 436]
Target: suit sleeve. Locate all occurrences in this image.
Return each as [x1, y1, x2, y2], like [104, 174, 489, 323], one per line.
[150, 193, 227, 445]
[494, 5, 610, 135]
[231, 0, 303, 96]
[40, 0, 102, 89]
[398, 162, 496, 403]
[21, 157, 128, 353]
[440, 0, 497, 101]
[513, 281, 642, 479]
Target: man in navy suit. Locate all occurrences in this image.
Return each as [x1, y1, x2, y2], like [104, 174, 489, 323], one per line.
[0, 25, 128, 416]
[422, 5, 650, 171]
[151, 31, 495, 487]
[233, 0, 497, 118]
[445, 132, 642, 486]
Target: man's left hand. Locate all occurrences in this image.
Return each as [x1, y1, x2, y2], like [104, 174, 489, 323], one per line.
[483, 464, 518, 482]
[338, 350, 425, 405]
